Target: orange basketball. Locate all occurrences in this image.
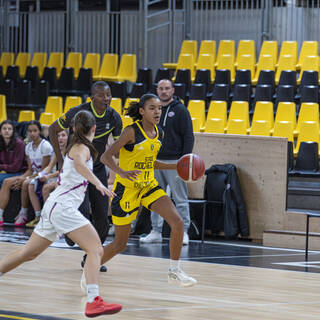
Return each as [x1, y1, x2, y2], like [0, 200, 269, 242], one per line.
[177, 153, 205, 183]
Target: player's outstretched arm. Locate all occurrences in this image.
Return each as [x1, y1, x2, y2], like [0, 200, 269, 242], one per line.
[154, 160, 177, 170]
[101, 126, 141, 181]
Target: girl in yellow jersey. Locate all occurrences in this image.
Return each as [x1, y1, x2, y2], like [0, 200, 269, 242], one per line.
[99, 93, 197, 287]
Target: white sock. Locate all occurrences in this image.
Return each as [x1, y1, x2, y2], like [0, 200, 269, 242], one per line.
[20, 207, 28, 215]
[0, 208, 3, 220]
[35, 211, 41, 217]
[169, 259, 180, 271]
[87, 284, 99, 303]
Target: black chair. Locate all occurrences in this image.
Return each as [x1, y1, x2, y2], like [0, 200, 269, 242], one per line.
[257, 70, 275, 93]
[189, 83, 207, 101]
[32, 79, 49, 107]
[194, 69, 212, 92]
[24, 66, 40, 89]
[299, 70, 319, 88]
[130, 82, 146, 98]
[291, 142, 320, 177]
[274, 85, 295, 111]
[214, 69, 231, 87]
[0, 66, 3, 85]
[234, 69, 251, 86]
[5, 65, 20, 85]
[232, 84, 251, 102]
[75, 68, 92, 96]
[175, 69, 191, 93]
[278, 70, 297, 89]
[252, 84, 273, 111]
[57, 67, 75, 94]
[137, 68, 153, 92]
[300, 85, 319, 104]
[109, 81, 127, 105]
[211, 83, 230, 103]
[154, 68, 171, 84]
[173, 83, 186, 102]
[287, 141, 294, 172]
[42, 67, 57, 93]
[15, 79, 32, 106]
[0, 79, 14, 105]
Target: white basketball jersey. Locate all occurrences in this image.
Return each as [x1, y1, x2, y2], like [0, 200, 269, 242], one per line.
[48, 154, 93, 207]
[25, 139, 53, 173]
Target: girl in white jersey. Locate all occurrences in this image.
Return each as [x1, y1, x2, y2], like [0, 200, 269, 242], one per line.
[0, 110, 122, 318]
[14, 121, 53, 227]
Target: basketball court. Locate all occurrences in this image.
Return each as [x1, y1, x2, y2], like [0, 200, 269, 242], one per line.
[1, 225, 320, 320]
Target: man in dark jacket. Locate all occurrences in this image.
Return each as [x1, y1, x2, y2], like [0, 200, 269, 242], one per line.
[140, 79, 194, 245]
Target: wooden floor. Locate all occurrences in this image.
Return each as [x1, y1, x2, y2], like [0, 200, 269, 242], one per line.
[1, 242, 320, 319]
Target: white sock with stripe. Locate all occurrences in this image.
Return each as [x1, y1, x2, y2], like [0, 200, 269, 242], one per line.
[87, 284, 99, 303]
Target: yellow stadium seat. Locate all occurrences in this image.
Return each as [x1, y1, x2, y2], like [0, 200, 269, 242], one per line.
[163, 40, 198, 69]
[191, 118, 200, 132]
[294, 103, 319, 137]
[216, 54, 235, 83]
[47, 52, 64, 78]
[252, 54, 275, 85]
[188, 100, 206, 131]
[173, 54, 195, 81]
[294, 121, 320, 156]
[251, 101, 274, 133]
[115, 54, 137, 83]
[64, 96, 82, 113]
[124, 98, 139, 112]
[275, 54, 296, 85]
[39, 112, 55, 126]
[215, 40, 235, 67]
[237, 54, 255, 79]
[199, 40, 216, 59]
[0, 52, 14, 76]
[204, 118, 225, 133]
[236, 40, 256, 67]
[18, 110, 35, 122]
[226, 119, 247, 135]
[273, 121, 294, 142]
[226, 101, 249, 132]
[31, 52, 47, 77]
[65, 52, 82, 78]
[121, 115, 133, 128]
[15, 52, 30, 78]
[44, 96, 63, 120]
[277, 41, 298, 67]
[273, 102, 297, 134]
[258, 41, 278, 66]
[83, 53, 101, 81]
[297, 55, 319, 85]
[196, 54, 215, 82]
[250, 120, 271, 136]
[207, 100, 227, 131]
[98, 53, 119, 81]
[297, 41, 318, 70]
[0, 95, 7, 122]
[110, 97, 122, 115]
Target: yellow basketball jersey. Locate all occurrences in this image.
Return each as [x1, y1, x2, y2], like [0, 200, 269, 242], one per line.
[116, 121, 163, 189]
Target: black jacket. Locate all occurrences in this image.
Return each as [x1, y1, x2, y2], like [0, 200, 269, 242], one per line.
[157, 96, 194, 160]
[204, 164, 249, 239]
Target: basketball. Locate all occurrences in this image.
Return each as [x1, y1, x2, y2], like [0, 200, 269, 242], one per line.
[177, 153, 205, 183]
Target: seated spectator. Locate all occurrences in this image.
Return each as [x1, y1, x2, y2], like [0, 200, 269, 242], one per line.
[0, 120, 28, 226]
[13, 120, 53, 227]
[26, 129, 69, 228]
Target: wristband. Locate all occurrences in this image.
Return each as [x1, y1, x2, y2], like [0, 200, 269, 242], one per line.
[38, 170, 47, 178]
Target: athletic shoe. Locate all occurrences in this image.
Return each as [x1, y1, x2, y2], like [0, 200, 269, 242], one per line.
[26, 216, 40, 228]
[168, 268, 197, 287]
[139, 230, 162, 243]
[14, 212, 27, 227]
[81, 254, 107, 273]
[80, 270, 86, 294]
[183, 232, 189, 245]
[85, 296, 122, 317]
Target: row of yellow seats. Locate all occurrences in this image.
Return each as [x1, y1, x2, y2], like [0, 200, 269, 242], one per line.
[17, 110, 55, 126]
[0, 52, 137, 83]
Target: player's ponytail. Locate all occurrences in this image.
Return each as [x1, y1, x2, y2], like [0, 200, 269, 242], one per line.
[68, 110, 98, 161]
[125, 93, 159, 121]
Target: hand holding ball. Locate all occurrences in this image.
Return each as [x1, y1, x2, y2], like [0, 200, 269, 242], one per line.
[177, 153, 205, 182]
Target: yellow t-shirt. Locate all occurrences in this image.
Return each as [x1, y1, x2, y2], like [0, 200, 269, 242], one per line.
[115, 121, 163, 189]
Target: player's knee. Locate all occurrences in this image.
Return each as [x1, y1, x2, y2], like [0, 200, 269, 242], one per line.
[172, 215, 184, 232]
[96, 246, 104, 259]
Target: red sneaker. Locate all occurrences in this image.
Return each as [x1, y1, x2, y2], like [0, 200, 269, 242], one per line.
[85, 296, 122, 318]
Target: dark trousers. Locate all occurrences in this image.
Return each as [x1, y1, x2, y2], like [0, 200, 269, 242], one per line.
[79, 165, 109, 244]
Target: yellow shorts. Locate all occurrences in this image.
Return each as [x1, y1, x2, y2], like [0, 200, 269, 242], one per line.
[111, 179, 167, 226]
